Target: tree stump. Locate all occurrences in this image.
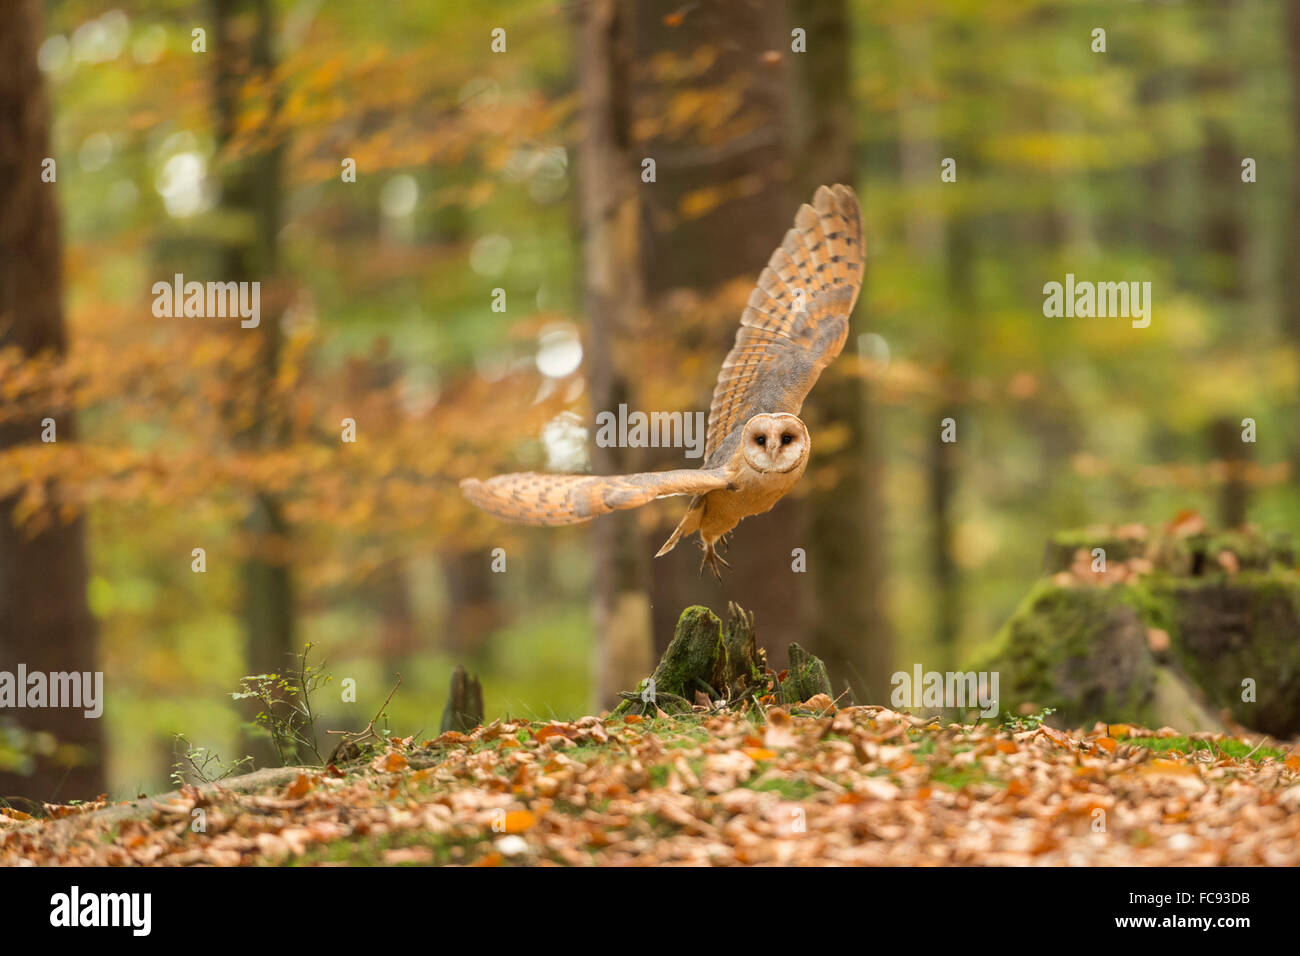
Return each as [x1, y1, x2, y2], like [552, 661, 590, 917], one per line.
[613, 603, 831, 715]
[975, 525, 1300, 734]
[439, 665, 484, 733]
[781, 642, 833, 704]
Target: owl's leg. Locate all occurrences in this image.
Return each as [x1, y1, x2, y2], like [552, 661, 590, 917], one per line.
[698, 538, 731, 582]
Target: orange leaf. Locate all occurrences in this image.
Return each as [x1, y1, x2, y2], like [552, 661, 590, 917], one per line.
[501, 809, 536, 833]
[1039, 726, 1072, 748]
[284, 773, 314, 799]
[1144, 758, 1196, 775]
[1167, 509, 1205, 537]
[375, 751, 407, 773]
[533, 724, 579, 743]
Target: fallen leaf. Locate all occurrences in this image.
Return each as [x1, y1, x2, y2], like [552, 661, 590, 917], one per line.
[284, 773, 315, 799]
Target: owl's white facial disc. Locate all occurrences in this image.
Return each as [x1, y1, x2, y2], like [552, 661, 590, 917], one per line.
[740, 413, 809, 473]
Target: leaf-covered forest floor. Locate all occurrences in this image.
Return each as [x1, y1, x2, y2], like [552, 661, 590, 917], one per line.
[4, 705, 1299, 866]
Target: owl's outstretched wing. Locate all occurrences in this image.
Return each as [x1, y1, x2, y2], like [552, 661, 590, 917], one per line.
[703, 184, 864, 467]
[460, 468, 730, 527]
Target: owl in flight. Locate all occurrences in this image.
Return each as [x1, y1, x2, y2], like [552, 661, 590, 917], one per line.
[461, 184, 864, 580]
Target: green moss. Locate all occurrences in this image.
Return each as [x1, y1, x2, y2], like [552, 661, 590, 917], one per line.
[971, 580, 1154, 727]
[1121, 735, 1284, 762]
[1157, 571, 1300, 734]
[1119, 574, 1176, 635]
[974, 531, 1300, 734]
[929, 764, 1002, 790]
[611, 604, 785, 715]
[1044, 528, 1149, 572]
[288, 828, 492, 867]
[780, 642, 832, 704]
[656, 606, 726, 695]
[746, 776, 819, 800]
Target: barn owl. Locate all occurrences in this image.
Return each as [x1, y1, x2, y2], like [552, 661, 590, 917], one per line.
[460, 183, 864, 580]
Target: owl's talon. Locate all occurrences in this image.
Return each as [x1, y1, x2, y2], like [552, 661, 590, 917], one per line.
[698, 542, 730, 582]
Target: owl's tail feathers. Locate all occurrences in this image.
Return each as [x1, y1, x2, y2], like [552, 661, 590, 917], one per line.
[461, 470, 727, 528]
[655, 496, 704, 557]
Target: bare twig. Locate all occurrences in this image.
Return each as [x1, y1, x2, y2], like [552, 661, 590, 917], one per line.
[325, 672, 403, 755]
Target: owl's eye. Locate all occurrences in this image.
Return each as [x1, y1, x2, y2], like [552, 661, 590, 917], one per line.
[780, 433, 792, 445]
[754, 435, 766, 446]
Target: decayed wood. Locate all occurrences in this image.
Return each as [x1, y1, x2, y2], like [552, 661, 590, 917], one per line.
[440, 665, 484, 733]
[615, 603, 832, 715]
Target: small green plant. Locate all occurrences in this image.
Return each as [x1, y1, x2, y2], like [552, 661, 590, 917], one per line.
[231, 642, 331, 766]
[169, 735, 253, 787]
[1000, 706, 1056, 733]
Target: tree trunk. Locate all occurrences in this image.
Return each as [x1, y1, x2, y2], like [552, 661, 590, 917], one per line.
[1210, 417, 1251, 529]
[0, 0, 104, 803]
[211, 0, 296, 764]
[931, 216, 975, 664]
[576, 0, 654, 710]
[1284, 2, 1300, 482]
[628, 0, 806, 665]
[1199, 2, 1245, 301]
[790, 0, 892, 704]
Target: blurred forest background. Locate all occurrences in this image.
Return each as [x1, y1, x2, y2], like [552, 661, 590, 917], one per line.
[1, 0, 1297, 801]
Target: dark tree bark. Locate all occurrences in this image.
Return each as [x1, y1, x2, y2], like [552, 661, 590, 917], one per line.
[1284, 2, 1300, 482]
[628, 0, 807, 664]
[439, 666, 484, 733]
[440, 549, 500, 656]
[791, 0, 892, 704]
[0, 0, 104, 802]
[1210, 417, 1251, 529]
[1198, 2, 1245, 301]
[211, 0, 296, 764]
[930, 217, 975, 665]
[577, 0, 655, 708]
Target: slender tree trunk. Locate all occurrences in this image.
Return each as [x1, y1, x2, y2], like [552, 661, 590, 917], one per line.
[894, 20, 946, 261]
[577, 0, 654, 709]
[0, 0, 104, 802]
[441, 548, 501, 656]
[1200, 1, 1245, 301]
[1286, 1, 1300, 481]
[211, 0, 296, 763]
[791, 0, 892, 703]
[931, 217, 974, 665]
[1211, 417, 1251, 529]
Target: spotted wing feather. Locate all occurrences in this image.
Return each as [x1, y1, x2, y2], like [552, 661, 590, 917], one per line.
[704, 184, 864, 467]
[460, 469, 730, 527]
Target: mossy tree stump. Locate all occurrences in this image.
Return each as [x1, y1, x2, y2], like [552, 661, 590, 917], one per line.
[614, 603, 832, 715]
[974, 525, 1300, 734]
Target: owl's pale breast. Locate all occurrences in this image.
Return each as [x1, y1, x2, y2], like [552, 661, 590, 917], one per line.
[698, 456, 807, 541]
